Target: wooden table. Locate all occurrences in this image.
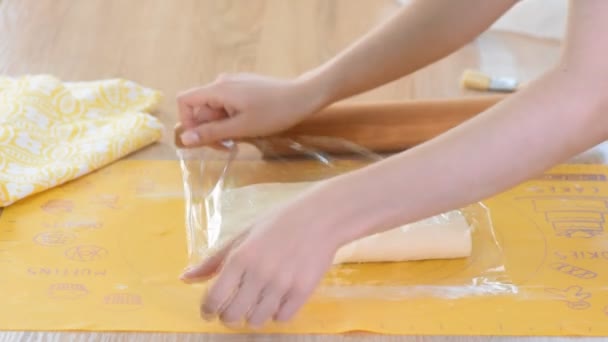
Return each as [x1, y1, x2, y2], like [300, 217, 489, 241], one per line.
[2, 0, 596, 341]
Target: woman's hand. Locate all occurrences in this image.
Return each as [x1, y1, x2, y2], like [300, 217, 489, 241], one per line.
[176, 73, 327, 146]
[179, 191, 341, 328]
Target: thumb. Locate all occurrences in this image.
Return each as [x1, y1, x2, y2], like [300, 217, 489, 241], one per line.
[179, 234, 244, 283]
[179, 115, 247, 146]
[180, 248, 228, 283]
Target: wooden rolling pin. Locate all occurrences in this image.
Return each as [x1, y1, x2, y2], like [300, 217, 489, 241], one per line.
[175, 95, 507, 157]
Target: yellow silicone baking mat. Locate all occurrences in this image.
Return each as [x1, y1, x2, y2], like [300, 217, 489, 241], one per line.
[1, 160, 608, 336]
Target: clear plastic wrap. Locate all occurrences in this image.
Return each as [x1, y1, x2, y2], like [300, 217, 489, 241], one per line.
[177, 136, 516, 300]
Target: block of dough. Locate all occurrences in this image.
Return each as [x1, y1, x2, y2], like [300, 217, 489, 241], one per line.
[212, 182, 472, 264]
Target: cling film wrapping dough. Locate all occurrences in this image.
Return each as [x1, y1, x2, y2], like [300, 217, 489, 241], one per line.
[177, 137, 509, 299]
[2, 159, 608, 335]
[197, 181, 473, 264]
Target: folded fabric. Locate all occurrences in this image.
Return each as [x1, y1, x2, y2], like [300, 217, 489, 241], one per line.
[0, 75, 164, 207]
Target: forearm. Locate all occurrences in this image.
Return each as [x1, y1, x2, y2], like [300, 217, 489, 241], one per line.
[301, 0, 516, 107]
[318, 68, 608, 244]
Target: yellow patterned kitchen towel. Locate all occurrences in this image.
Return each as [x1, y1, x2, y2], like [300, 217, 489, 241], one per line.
[0, 74, 164, 207]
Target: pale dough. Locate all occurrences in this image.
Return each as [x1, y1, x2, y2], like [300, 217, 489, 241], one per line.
[212, 182, 472, 264]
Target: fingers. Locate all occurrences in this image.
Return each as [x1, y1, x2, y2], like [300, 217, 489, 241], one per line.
[246, 284, 286, 328]
[202, 255, 299, 328]
[177, 94, 195, 127]
[235, 270, 292, 328]
[274, 283, 314, 322]
[180, 114, 248, 146]
[176, 86, 248, 146]
[200, 255, 246, 319]
[203, 269, 313, 328]
[218, 271, 264, 325]
[179, 251, 225, 284]
[194, 105, 226, 124]
[176, 86, 224, 128]
[180, 234, 244, 283]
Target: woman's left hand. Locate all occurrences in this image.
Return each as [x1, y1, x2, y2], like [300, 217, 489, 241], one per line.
[180, 193, 341, 329]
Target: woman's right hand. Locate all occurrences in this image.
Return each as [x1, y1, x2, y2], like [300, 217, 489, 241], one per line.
[176, 73, 327, 147]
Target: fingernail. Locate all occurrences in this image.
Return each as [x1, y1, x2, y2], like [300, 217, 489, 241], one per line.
[180, 131, 200, 146]
[273, 316, 288, 325]
[223, 320, 244, 330]
[180, 275, 201, 284]
[179, 268, 192, 279]
[248, 322, 263, 330]
[201, 311, 214, 321]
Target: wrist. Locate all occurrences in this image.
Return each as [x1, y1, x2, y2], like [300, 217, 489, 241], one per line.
[303, 175, 391, 249]
[295, 66, 340, 112]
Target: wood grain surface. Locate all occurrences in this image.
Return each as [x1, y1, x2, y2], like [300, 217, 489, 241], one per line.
[0, 0, 580, 341]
